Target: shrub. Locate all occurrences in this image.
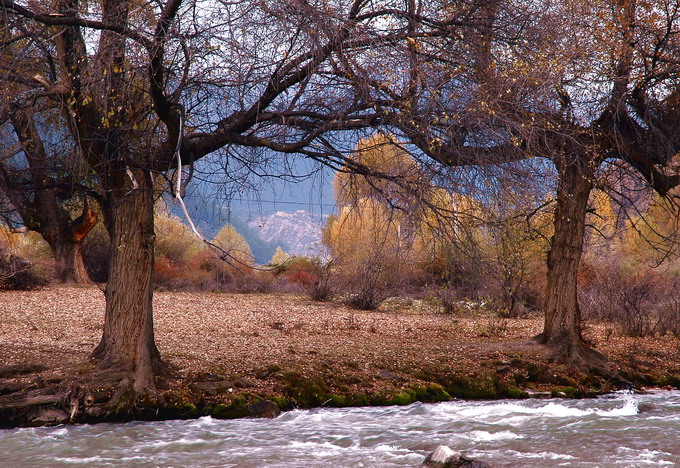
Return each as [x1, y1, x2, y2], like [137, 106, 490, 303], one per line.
[301, 258, 336, 302]
[212, 224, 254, 268]
[152, 215, 262, 292]
[431, 285, 461, 315]
[154, 256, 189, 291]
[0, 229, 51, 289]
[268, 246, 291, 272]
[580, 261, 675, 337]
[155, 213, 205, 265]
[0, 242, 47, 290]
[655, 278, 680, 337]
[340, 253, 395, 310]
[275, 256, 336, 300]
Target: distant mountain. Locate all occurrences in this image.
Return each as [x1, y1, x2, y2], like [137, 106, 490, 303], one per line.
[248, 210, 326, 258]
[167, 190, 328, 262]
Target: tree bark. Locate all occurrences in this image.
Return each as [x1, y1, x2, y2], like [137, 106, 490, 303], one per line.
[44, 205, 97, 284]
[535, 155, 608, 369]
[91, 170, 162, 396]
[50, 239, 89, 283]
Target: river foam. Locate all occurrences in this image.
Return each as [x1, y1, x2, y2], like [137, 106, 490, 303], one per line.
[0, 390, 677, 467]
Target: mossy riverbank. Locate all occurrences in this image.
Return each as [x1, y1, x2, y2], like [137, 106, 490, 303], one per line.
[1, 287, 678, 428]
[1, 353, 678, 428]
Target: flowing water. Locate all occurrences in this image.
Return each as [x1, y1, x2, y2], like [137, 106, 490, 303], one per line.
[1, 390, 678, 467]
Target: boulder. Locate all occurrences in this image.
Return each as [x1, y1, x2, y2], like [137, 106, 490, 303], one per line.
[422, 446, 492, 468]
[247, 400, 281, 418]
[28, 408, 69, 426]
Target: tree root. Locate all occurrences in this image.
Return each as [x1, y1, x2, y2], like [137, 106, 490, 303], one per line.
[533, 333, 632, 387]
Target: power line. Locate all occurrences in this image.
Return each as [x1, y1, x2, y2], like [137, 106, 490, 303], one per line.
[225, 198, 337, 208]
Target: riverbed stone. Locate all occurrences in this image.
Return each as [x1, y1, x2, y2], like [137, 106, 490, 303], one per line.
[233, 377, 257, 388]
[422, 446, 492, 468]
[247, 400, 280, 418]
[189, 381, 234, 396]
[29, 408, 69, 426]
[523, 388, 552, 399]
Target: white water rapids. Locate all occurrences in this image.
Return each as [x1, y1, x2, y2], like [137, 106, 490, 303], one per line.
[1, 390, 678, 467]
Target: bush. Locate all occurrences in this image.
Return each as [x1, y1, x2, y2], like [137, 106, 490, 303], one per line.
[581, 261, 676, 337]
[0, 243, 47, 290]
[340, 254, 395, 310]
[274, 256, 337, 301]
[302, 258, 336, 302]
[0, 229, 51, 289]
[431, 285, 461, 315]
[154, 256, 189, 290]
[152, 214, 262, 292]
[655, 278, 680, 337]
[212, 224, 254, 268]
[155, 213, 205, 265]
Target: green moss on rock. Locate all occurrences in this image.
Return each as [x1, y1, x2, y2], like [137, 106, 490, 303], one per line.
[442, 374, 500, 399]
[550, 386, 576, 398]
[269, 396, 293, 410]
[345, 393, 370, 406]
[502, 387, 525, 399]
[281, 372, 330, 407]
[370, 391, 415, 406]
[389, 391, 416, 406]
[330, 394, 349, 407]
[209, 396, 250, 419]
[413, 384, 450, 402]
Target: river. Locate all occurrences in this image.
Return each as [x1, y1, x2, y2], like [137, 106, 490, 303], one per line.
[1, 390, 678, 467]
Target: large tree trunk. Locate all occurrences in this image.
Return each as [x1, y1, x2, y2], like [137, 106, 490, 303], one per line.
[46, 205, 97, 284]
[535, 155, 609, 370]
[51, 239, 90, 283]
[6, 109, 97, 284]
[91, 171, 163, 398]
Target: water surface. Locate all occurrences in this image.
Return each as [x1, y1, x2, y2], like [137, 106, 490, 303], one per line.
[1, 390, 678, 467]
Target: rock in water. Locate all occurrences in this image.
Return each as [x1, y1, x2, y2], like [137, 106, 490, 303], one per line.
[422, 445, 492, 468]
[422, 446, 460, 467]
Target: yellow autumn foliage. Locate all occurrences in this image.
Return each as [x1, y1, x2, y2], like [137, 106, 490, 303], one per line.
[618, 192, 680, 270]
[212, 224, 254, 267]
[269, 246, 291, 267]
[326, 199, 402, 263]
[154, 212, 205, 265]
[0, 225, 52, 262]
[586, 189, 618, 245]
[333, 133, 424, 207]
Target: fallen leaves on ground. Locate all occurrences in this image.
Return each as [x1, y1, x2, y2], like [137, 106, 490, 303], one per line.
[0, 286, 677, 396]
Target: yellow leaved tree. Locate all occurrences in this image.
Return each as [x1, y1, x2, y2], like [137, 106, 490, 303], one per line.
[212, 224, 254, 268]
